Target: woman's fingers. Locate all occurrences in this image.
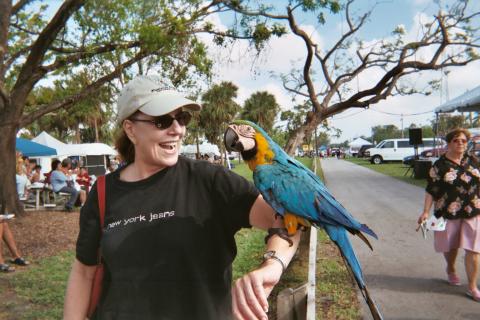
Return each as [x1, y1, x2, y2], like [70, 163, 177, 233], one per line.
[232, 273, 269, 320]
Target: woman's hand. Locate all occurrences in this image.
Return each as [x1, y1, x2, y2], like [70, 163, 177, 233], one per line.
[231, 260, 283, 320]
[417, 211, 429, 225]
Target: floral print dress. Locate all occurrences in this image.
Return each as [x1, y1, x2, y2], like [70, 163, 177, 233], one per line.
[426, 153, 480, 220]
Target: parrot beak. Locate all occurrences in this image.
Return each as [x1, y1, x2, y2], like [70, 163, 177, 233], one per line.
[224, 127, 243, 152]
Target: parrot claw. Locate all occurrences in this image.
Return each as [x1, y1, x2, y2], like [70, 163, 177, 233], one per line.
[298, 225, 308, 232]
[264, 228, 294, 247]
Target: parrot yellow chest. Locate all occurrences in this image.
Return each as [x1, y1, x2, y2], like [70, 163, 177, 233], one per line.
[246, 133, 275, 171]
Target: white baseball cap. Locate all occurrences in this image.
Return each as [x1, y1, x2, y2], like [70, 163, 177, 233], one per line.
[117, 75, 201, 124]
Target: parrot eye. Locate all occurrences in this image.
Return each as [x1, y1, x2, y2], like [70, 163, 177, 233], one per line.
[238, 125, 255, 138]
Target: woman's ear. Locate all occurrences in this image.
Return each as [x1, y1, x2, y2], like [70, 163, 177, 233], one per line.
[123, 120, 137, 145]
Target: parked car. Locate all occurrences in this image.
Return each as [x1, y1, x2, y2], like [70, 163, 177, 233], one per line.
[420, 146, 448, 158]
[402, 145, 447, 166]
[365, 138, 446, 164]
[357, 144, 374, 157]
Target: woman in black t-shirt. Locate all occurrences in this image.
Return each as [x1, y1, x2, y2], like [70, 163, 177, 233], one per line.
[418, 128, 480, 302]
[63, 75, 301, 319]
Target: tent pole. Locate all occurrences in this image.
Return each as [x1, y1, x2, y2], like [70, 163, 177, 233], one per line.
[434, 112, 439, 151]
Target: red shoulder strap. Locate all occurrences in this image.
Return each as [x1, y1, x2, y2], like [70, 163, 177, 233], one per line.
[97, 175, 106, 228]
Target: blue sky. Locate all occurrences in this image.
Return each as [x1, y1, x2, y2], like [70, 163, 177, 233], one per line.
[34, 0, 480, 143]
[206, 0, 480, 143]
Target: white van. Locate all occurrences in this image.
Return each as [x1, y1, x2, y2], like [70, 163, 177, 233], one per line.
[365, 138, 446, 164]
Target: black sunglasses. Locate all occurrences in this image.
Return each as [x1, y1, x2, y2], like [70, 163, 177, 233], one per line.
[129, 111, 192, 129]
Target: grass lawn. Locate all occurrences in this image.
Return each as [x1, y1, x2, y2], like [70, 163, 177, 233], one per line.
[345, 157, 427, 188]
[8, 251, 74, 319]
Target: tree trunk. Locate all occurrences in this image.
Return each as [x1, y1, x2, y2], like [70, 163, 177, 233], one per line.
[195, 135, 200, 159]
[75, 122, 80, 143]
[94, 117, 99, 142]
[0, 122, 23, 215]
[284, 115, 319, 155]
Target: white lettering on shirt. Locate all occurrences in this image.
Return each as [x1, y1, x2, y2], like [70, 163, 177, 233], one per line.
[105, 211, 175, 230]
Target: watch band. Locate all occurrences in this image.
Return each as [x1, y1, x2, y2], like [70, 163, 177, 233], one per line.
[263, 251, 286, 273]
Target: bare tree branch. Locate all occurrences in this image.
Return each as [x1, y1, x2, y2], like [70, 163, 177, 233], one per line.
[12, 0, 31, 15]
[287, 6, 322, 113]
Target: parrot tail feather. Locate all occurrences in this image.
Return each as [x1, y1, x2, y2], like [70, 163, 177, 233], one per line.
[334, 236, 384, 320]
[360, 285, 384, 320]
[356, 231, 373, 251]
[360, 223, 378, 239]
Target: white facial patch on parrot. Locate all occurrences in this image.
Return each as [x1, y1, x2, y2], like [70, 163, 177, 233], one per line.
[236, 124, 256, 138]
[234, 124, 256, 151]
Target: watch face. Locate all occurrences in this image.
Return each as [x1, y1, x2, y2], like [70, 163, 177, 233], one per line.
[263, 251, 275, 259]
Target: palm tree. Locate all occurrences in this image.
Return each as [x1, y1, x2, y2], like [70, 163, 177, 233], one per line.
[200, 82, 240, 163]
[240, 91, 280, 134]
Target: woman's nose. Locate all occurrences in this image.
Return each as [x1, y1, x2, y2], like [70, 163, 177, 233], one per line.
[167, 119, 184, 134]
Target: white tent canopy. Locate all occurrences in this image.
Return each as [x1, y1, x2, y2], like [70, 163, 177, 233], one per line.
[32, 131, 72, 156]
[349, 137, 371, 148]
[73, 143, 117, 156]
[181, 142, 220, 156]
[434, 85, 480, 113]
[32, 131, 117, 156]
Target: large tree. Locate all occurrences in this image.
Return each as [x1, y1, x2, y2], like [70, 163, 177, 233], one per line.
[0, 0, 287, 213]
[230, 0, 480, 154]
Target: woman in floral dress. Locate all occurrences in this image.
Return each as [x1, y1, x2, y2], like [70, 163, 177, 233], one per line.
[418, 128, 480, 302]
[418, 129, 480, 302]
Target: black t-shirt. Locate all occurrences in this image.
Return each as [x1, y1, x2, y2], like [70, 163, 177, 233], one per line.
[76, 156, 259, 320]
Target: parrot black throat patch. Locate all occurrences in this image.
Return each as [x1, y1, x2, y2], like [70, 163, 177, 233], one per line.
[240, 143, 258, 161]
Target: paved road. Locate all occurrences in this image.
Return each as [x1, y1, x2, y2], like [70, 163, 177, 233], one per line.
[320, 158, 480, 320]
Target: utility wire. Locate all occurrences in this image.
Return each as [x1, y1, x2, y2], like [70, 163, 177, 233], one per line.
[370, 108, 435, 117]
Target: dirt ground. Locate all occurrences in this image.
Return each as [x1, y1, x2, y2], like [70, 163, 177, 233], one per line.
[1, 210, 79, 262]
[0, 210, 79, 319]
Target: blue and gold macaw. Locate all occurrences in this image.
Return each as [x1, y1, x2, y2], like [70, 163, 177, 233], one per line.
[224, 120, 383, 320]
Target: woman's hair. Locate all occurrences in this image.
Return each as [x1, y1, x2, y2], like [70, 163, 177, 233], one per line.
[61, 158, 72, 168]
[115, 129, 135, 164]
[446, 128, 471, 143]
[16, 157, 24, 175]
[51, 159, 61, 171]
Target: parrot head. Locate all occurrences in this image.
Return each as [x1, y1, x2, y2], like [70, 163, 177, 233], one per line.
[224, 120, 279, 170]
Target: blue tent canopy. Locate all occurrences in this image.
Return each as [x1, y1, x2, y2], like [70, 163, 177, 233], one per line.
[16, 138, 57, 157]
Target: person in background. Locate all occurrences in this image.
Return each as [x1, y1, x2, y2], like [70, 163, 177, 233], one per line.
[30, 165, 43, 184]
[76, 167, 92, 194]
[418, 128, 480, 302]
[0, 218, 30, 272]
[50, 158, 86, 211]
[15, 156, 30, 199]
[64, 75, 300, 319]
[44, 159, 61, 186]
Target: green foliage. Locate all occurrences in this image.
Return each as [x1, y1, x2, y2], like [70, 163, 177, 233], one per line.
[25, 72, 114, 143]
[371, 124, 402, 144]
[433, 114, 467, 137]
[200, 82, 241, 151]
[240, 91, 280, 135]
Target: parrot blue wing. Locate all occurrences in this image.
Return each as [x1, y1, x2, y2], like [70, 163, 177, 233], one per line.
[254, 161, 376, 238]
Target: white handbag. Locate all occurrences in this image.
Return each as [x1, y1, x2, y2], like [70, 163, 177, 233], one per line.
[425, 215, 447, 231]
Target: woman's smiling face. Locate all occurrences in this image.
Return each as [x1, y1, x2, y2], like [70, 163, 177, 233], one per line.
[125, 108, 187, 170]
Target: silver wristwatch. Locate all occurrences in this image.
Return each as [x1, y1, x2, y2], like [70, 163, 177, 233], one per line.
[263, 250, 286, 272]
